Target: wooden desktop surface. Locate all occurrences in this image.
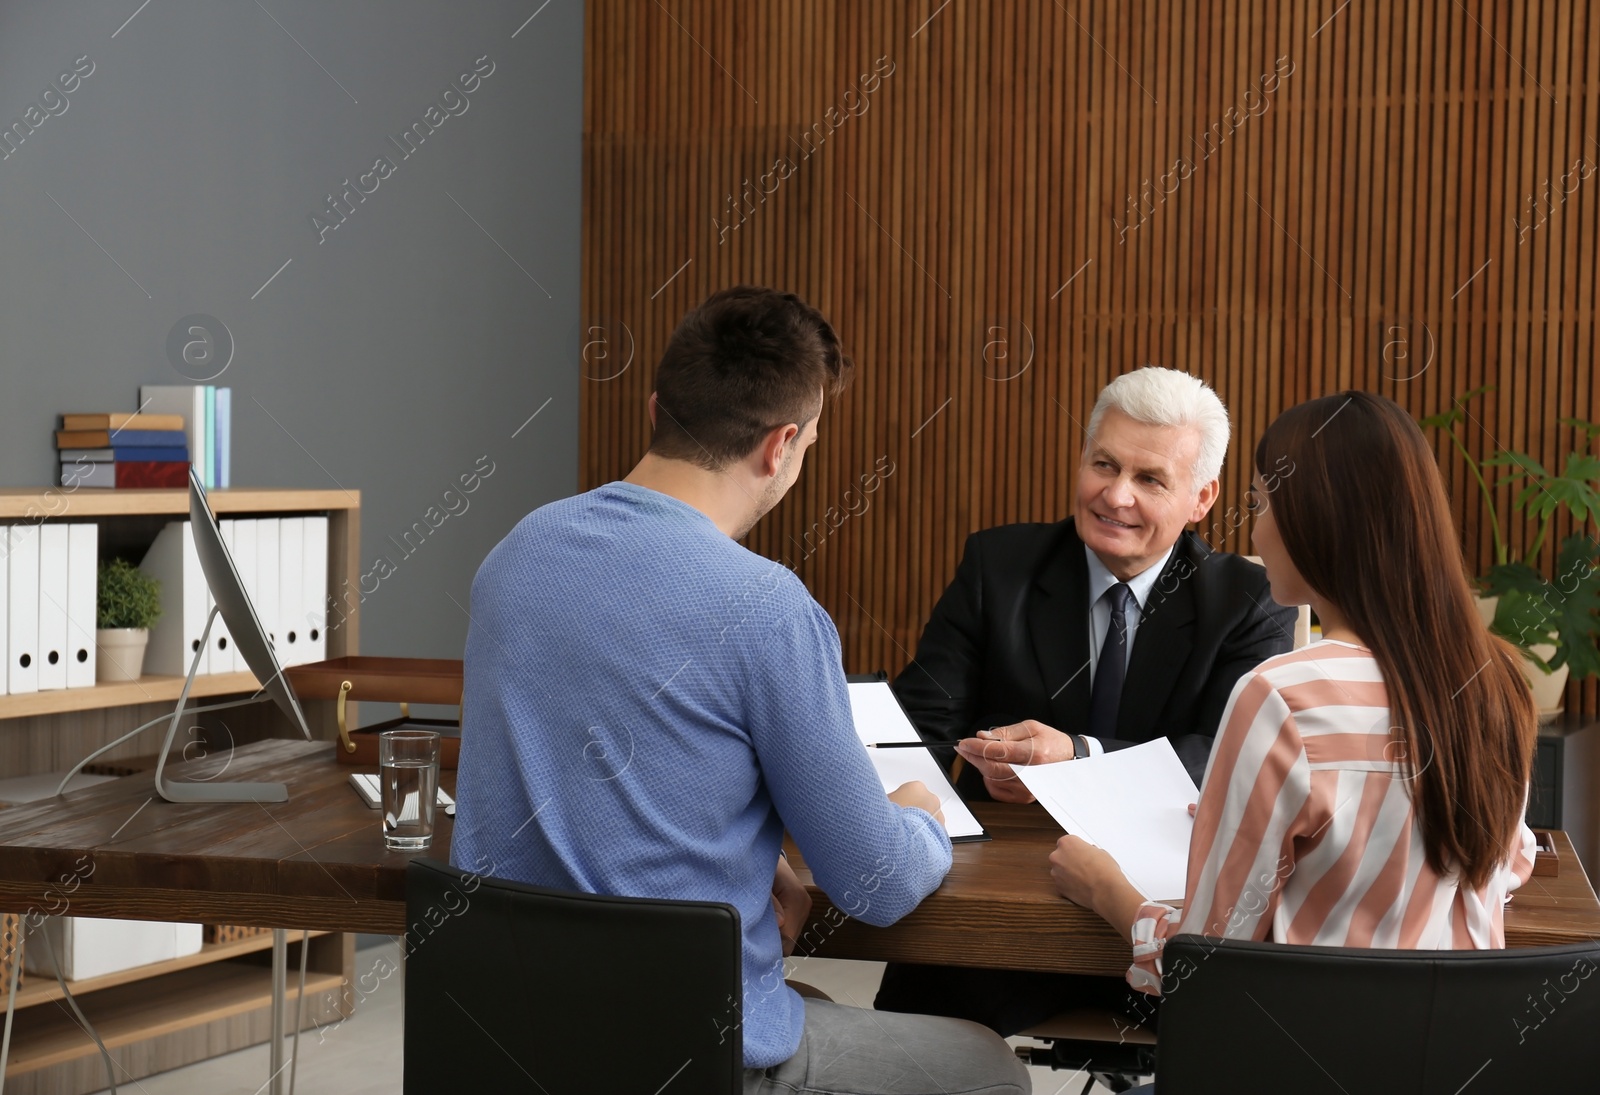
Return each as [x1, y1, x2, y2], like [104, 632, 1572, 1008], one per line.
[0, 740, 434, 934]
[785, 804, 1600, 977]
[0, 740, 1594, 977]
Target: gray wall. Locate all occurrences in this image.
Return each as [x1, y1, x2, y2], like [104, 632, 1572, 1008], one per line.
[0, 0, 582, 663]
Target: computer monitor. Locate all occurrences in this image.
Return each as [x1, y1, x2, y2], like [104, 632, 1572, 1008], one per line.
[152, 467, 314, 803]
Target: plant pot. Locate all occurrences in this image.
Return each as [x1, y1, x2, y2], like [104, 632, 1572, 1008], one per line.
[1518, 642, 1570, 721]
[1476, 595, 1569, 720]
[96, 628, 149, 683]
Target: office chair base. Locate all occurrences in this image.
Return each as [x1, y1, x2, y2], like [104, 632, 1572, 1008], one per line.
[1014, 1039, 1155, 1092]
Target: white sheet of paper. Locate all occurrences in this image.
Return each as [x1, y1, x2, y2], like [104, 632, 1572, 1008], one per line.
[847, 682, 923, 744]
[1013, 738, 1199, 901]
[867, 746, 986, 841]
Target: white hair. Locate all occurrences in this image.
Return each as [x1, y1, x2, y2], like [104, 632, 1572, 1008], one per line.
[1084, 366, 1231, 487]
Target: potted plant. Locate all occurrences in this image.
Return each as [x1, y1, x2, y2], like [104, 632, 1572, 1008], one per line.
[96, 558, 162, 682]
[1420, 386, 1600, 717]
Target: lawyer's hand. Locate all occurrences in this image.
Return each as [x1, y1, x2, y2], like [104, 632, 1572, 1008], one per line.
[888, 780, 946, 828]
[770, 855, 811, 955]
[954, 720, 1076, 803]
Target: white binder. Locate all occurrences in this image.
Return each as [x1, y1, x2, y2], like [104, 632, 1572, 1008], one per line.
[140, 521, 212, 677]
[255, 518, 280, 660]
[66, 523, 98, 687]
[207, 585, 235, 673]
[302, 516, 328, 662]
[230, 518, 258, 650]
[212, 520, 242, 674]
[8, 524, 41, 694]
[37, 524, 69, 690]
[0, 526, 9, 696]
[277, 518, 305, 667]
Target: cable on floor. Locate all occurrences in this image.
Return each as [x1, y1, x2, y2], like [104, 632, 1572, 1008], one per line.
[35, 926, 117, 1094]
[0, 924, 22, 1095]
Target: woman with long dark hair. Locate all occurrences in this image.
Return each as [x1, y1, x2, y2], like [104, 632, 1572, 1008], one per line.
[1049, 390, 1538, 995]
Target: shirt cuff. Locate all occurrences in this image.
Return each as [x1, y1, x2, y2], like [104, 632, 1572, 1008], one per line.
[1081, 735, 1104, 758]
[1126, 901, 1181, 995]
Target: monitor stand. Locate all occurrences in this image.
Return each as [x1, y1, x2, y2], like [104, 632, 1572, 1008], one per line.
[154, 606, 289, 804]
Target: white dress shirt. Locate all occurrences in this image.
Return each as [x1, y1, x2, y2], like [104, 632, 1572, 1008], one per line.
[1079, 542, 1176, 754]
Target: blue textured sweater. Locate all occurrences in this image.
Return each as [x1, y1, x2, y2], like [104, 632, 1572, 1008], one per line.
[451, 482, 952, 1068]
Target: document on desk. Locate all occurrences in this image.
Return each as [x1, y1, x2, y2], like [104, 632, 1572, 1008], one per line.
[1013, 738, 1199, 902]
[867, 745, 988, 842]
[847, 681, 923, 744]
[847, 680, 988, 842]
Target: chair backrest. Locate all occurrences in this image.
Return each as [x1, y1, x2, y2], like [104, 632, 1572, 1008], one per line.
[1156, 934, 1600, 1093]
[403, 858, 743, 1095]
[1241, 555, 1312, 648]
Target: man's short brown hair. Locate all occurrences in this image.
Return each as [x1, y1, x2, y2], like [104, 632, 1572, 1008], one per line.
[650, 286, 853, 469]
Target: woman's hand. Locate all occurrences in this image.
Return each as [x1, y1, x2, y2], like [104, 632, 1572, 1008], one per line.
[1049, 834, 1148, 940]
[1048, 833, 1121, 907]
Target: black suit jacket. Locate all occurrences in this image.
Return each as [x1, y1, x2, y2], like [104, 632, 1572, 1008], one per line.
[892, 518, 1297, 788]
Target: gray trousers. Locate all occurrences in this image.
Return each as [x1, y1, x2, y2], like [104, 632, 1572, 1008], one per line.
[743, 998, 1031, 1095]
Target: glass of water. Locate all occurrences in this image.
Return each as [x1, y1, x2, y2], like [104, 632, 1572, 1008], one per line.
[379, 730, 441, 851]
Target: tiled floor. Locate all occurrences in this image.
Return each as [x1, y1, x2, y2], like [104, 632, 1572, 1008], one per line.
[89, 946, 1127, 1094]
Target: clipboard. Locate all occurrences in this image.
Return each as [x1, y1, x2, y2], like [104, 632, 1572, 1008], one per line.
[847, 677, 989, 842]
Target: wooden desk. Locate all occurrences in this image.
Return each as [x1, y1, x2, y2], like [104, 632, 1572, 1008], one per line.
[0, 739, 439, 934]
[0, 740, 392, 1095]
[786, 802, 1600, 978]
[2, 741, 1594, 974]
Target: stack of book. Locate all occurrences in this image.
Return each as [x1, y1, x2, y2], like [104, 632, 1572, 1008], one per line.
[54, 385, 232, 490]
[57, 413, 191, 489]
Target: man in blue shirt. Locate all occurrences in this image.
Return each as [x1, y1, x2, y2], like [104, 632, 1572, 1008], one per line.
[453, 287, 1028, 1094]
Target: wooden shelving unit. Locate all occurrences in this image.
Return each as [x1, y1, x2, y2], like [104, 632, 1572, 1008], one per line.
[0, 487, 363, 1095]
[0, 672, 263, 720]
[0, 486, 360, 519]
[8, 965, 347, 1074]
[10, 930, 331, 1010]
[3, 934, 353, 1091]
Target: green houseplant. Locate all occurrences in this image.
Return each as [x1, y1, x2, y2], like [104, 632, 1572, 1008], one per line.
[96, 558, 162, 682]
[1420, 386, 1600, 714]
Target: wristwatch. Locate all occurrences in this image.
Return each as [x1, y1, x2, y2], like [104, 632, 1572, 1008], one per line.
[1071, 733, 1092, 760]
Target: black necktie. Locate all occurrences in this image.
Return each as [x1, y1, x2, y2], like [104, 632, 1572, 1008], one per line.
[1087, 583, 1134, 741]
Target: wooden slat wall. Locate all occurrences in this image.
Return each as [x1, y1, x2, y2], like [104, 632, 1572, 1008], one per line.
[583, 0, 1600, 715]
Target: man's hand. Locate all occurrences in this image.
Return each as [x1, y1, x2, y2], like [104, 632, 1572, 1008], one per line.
[953, 720, 1076, 803]
[771, 855, 811, 956]
[888, 780, 946, 828]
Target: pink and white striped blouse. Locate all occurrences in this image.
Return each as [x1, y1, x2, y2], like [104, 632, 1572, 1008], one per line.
[1127, 639, 1537, 994]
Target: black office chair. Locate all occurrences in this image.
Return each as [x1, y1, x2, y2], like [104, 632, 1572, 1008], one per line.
[403, 858, 743, 1095]
[1154, 934, 1600, 1092]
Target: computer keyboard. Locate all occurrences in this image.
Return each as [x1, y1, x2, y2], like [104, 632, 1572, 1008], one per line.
[348, 771, 455, 810]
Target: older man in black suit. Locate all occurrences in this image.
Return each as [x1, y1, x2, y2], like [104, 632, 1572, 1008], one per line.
[877, 366, 1298, 1034]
